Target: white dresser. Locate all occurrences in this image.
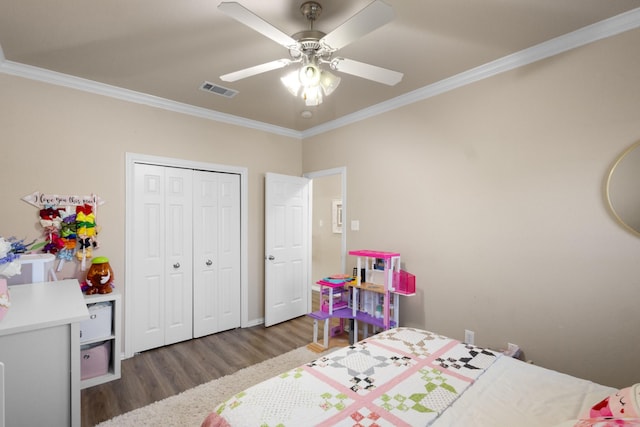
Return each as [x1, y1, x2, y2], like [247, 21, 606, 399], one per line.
[0, 279, 89, 427]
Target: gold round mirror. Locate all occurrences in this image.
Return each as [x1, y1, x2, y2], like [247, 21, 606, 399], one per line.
[606, 140, 640, 236]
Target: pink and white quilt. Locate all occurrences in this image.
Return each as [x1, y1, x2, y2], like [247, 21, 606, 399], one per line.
[206, 327, 500, 427]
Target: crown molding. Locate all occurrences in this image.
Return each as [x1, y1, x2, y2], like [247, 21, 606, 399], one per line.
[0, 56, 301, 139]
[2, 7, 639, 140]
[301, 7, 640, 138]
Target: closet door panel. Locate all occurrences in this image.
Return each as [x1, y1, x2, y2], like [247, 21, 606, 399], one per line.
[217, 173, 241, 331]
[193, 172, 240, 337]
[132, 164, 166, 352]
[164, 168, 193, 345]
[193, 172, 220, 337]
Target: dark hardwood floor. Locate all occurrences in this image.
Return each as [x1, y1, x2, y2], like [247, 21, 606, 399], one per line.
[81, 314, 317, 427]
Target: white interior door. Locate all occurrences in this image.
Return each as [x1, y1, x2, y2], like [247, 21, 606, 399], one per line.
[264, 173, 310, 327]
[193, 171, 240, 337]
[132, 164, 193, 352]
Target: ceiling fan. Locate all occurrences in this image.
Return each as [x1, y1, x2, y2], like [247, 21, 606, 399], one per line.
[218, 0, 403, 105]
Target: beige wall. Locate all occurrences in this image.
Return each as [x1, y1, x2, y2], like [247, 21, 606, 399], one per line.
[1, 27, 638, 389]
[303, 28, 640, 388]
[311, 173, 342, 284]
[0, 74, 302, 322]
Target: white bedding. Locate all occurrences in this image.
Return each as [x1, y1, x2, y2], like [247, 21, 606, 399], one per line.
[435, 355, 615, 426]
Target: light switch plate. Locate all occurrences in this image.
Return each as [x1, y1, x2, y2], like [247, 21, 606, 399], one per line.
[351, 220, 360, 231]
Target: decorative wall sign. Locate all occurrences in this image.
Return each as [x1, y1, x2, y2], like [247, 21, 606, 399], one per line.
[21, 191, 105, 208]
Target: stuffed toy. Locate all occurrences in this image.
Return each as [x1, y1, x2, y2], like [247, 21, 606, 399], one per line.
[589, 384, 640, 419]
[572, 384, 640, 425]
[84, 256, 113, 295]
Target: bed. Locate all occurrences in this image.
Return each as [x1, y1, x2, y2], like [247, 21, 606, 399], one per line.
[201, 327, 638, 427]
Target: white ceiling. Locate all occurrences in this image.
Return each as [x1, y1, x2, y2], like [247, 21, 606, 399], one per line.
[1, 1, 639, 134]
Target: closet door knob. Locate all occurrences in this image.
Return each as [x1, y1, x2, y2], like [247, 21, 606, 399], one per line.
[206, 259, 213, 266]
[267, 255, 275, 261]
[173, 262, 180, 269]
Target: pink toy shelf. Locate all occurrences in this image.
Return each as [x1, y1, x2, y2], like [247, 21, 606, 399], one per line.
[394, 270, 416, 295]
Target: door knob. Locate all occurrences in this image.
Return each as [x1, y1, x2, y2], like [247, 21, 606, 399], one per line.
[173, 262, 180, 269]
[267, 255, 275, 261]
[206, 259, 213, 266]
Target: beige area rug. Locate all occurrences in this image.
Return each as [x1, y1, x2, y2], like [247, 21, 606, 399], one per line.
[96, 346, 330, 427]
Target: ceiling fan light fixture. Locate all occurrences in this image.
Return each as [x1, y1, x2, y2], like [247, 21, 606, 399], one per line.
[281, 62, 339, 105]
[319, 69, 340, 96]
[302, 85, 323, 106]
[281, 70, 302, 96]
[299, 63, 321, 86]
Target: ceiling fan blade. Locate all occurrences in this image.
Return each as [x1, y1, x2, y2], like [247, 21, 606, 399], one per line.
[331, 58, 403, 86]
[320, 0, 394, 51]
[220, 59, 291, 82]
[218, 2, 297, 48]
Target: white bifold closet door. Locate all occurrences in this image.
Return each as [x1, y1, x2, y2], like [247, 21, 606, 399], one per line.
[192, 170, 240, 338]
[132, 164, 240, 353]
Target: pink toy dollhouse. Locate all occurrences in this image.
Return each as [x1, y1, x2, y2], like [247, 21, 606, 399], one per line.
[307, 250, 415, 351]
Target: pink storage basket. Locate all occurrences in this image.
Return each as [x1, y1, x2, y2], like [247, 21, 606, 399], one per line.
[81, 341, 111, 380]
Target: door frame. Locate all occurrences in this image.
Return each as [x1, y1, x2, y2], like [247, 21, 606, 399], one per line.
[124, 152, 248, 359]
[304, 167, 348, 276]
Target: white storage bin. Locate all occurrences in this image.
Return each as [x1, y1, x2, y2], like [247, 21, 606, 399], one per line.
[80, 302, 112, 343]
[81, 341, 111, 380]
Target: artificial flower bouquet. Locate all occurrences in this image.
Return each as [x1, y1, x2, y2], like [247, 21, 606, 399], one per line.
[0, 236, 30, 278]
[0, 236, 32, 321]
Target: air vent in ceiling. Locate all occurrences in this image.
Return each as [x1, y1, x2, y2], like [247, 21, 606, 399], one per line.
[200, 81, 238, 98]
